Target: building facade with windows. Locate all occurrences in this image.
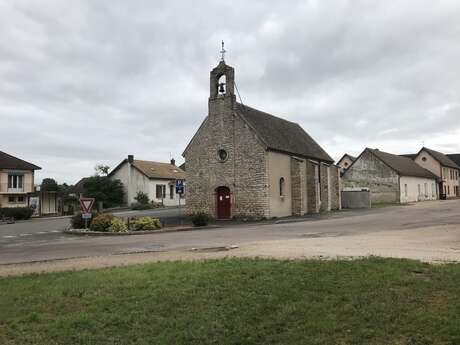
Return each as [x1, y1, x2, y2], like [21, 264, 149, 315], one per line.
[411, 147, 460, 199]
[342, 148, 438, 203]
[183, 60, 341, 219]
[0, 150, 41, 208]
[108, 155, 185, 207]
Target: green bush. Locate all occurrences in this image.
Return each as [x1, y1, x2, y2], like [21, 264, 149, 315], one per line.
[0, 207, 34, 220]
[70, 212, 98, 229]
[191, 212, 210, 227]
[131, 203, 155, 210]
[134, 191, 149, 205]
[109, 218, 128, 232]
[133, 217, 162, 231]
[90, 213, 115, 232]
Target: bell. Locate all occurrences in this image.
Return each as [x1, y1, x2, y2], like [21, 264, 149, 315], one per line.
[218, 82, 225, 94]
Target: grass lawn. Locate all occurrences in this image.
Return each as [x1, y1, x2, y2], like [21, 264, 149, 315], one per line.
[1, 258, 460, 345]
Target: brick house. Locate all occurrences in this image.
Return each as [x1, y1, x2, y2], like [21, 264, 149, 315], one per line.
[342, 148, 438, 203]
[183, 60, 340, 219]
[0, 150, 41, 208]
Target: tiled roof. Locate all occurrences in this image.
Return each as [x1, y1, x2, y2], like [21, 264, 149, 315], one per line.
[0, 150, 41, 170]
[132, 160, 185, 180]
[110, 159, 185, 180]
[420, 147, 460, 169]
[368, 148, 437, 179]
[400, 154, 417, 159]
[337, 153, 356, 164]
[446, 154, 460, 168]
[236, 103, 333, 163]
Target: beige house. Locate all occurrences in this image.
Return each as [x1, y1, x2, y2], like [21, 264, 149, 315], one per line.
[336, 154, 356, 173]
[343, 148, 438, 204]
[183, 60, 341, 219]
[0, 150, 41, 208]
[412, 147, 460, 199]
[109, 156, 185, 206]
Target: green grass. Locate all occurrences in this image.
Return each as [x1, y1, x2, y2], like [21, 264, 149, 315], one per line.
[371, 202, 407, 208]
[1, 258, 460, 344]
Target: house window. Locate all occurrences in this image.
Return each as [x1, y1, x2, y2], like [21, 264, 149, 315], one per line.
[344, 162, 348, 167]
[422, 157, 427, 162]
[17, 196, 25, 203]
[432, 183, 435, 197]
[448, 185, 450, 195]
[8, 175, 23, 189]
[418, 184, 421, 197]
[156, 185, 166, 199]
[8, 196, 15, 203]
[279, 177, 285, 197]
[424, 183, 427, 197]
[404, 184, 408, 197]
[170, 184, 174, 199]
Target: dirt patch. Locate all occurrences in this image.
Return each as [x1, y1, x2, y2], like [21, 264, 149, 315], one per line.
[1, 225, 460, 276]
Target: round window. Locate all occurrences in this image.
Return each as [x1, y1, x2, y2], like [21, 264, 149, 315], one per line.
[218, 149, 228, 162]
[422, 157, 427, 161]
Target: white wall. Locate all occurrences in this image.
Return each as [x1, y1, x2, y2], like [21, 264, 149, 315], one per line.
[110, 162, 185, 206]
[399, 176, 437, 203]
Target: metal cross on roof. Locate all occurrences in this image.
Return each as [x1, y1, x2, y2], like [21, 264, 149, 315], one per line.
[220, 40, 226, 62]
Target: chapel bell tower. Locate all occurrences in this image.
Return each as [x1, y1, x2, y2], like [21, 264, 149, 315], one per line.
[209, 41, 235, 101]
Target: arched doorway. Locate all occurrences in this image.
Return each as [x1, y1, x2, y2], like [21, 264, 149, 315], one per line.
[216, 186, 231, 219]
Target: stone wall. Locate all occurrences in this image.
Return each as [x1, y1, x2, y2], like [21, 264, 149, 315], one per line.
[184, 94, 269, 219]
[342, 149, 400, 203]
[319, 163, 330, 212]
[330, 165, 341, 210]
[306, 160, 319, 213]
[290, 157, 307, 216]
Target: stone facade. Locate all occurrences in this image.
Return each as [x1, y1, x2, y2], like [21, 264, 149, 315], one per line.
[342, 149, 400, 203]
[183, 61, 340, 219]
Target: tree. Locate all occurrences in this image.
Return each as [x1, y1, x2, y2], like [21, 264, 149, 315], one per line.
[41, 178, 59, 192]
[95, 164, 110, 176]
[83, 176, 124, 208]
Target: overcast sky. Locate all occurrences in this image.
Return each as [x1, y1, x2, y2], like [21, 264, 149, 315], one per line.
[1, 1, 459, 184]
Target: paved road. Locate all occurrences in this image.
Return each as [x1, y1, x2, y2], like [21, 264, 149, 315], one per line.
[0, 200, 459, 264]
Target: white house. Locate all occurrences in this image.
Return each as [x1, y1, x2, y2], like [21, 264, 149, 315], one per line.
[109, 155, 185, 207]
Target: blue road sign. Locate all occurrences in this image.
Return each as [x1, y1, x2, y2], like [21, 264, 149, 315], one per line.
[176, 179, 184, 194]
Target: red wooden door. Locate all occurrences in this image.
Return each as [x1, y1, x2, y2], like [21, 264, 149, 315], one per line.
[216, 186, 231, 219]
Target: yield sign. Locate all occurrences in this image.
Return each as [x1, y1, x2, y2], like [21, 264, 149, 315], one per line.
[79, 198, 95, 213]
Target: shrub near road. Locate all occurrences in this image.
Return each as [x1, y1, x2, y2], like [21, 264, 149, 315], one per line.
[1, 258, 460, 344]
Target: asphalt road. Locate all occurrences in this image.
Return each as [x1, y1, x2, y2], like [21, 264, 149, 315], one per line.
[0, 200, 459, 264]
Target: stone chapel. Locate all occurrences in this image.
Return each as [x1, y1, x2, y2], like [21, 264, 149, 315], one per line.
[183, 59, 341, 219]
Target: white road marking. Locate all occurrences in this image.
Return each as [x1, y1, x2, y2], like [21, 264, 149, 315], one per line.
[37, 231, 48, 234]
[19, 233, 32, 236]
[51, 230, 61, 233]
[2, 235, 17, 238]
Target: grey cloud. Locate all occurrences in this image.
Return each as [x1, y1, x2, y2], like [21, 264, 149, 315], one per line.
[0, 0, 459, 183]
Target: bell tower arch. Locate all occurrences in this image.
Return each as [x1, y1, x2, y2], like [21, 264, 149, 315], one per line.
[209, 42, 235, 100]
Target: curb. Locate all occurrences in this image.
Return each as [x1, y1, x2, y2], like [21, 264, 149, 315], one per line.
[64, 225, 221, 236]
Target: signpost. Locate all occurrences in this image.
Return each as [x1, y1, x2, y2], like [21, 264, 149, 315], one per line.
[79, 198, 95, 229]
[175, 179, 184, 195]
[176, 180, 184, 225]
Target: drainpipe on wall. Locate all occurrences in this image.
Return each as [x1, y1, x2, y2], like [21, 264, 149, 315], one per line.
[128, 155, 134, 205]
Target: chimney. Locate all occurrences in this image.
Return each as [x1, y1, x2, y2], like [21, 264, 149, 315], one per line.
[170, 158, 176, 166]
[128, 155, 134, 164]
